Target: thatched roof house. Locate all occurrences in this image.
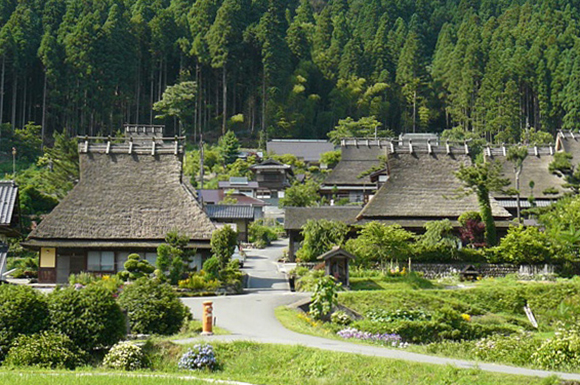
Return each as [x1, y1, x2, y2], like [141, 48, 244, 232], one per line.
[356, 143, 512, 231]
[320, 139, 391, 203]
[24, 125, 215, 283]
[483, 145, 565, 215]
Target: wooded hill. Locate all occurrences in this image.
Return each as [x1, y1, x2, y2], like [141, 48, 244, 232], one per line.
[1, 0, 580, 146]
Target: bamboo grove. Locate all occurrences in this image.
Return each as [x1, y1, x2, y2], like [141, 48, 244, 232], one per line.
[1, 0, 580, 147]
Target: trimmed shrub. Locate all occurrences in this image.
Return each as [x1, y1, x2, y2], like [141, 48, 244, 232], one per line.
[178, 344, 216, 370]
[117, 278, 190, 335]
[48, 285, 125, 351]
[103, 341, 148, 370]
[4, 331, 86, 369]
[0, 284, 49, 360]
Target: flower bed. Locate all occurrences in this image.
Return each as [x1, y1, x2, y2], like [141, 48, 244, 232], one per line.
[337, 327, 408, 348]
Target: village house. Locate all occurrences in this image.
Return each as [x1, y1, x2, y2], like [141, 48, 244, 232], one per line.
[249, 159, 293, 200]
[23, 125, 215, 284]
[319, 138, 389, 203]
[286, 139, 513, 261]
[483, 144, 565, 219]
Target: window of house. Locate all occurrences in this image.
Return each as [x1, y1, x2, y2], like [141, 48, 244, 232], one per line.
[145, 252, 157, 266]
[87, 251, 115, 272]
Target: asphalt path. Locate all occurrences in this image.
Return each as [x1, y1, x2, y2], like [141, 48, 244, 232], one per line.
[179, 239, 580, 382]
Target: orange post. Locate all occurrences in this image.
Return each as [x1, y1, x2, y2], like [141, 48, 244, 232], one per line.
[202, 301, 214, 335]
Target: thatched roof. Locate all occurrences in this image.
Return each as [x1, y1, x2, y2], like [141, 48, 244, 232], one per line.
[557, 131, 580, 163]
[322, 145, 386, 186]
[358, 151, 511, 220]
[484, 146, 566, 199]
[26, 142, 215, 248]
[284, 206, 362, 230]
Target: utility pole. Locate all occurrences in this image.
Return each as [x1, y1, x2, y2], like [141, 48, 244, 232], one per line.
[11, 147, 16, 175]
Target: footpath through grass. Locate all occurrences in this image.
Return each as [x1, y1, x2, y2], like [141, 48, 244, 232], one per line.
[0, 341, 566, 385]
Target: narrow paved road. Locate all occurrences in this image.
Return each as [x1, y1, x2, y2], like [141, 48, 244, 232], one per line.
[179, 240, 580, 382]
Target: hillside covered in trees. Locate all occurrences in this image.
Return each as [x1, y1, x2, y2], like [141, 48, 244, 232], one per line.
[0, 0, 580, 148]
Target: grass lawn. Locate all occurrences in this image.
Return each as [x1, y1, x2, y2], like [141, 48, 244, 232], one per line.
[0, 342, 566, 385]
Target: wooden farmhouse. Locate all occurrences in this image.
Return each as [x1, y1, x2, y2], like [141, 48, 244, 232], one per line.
[286, 139, 513, 261]
[23, 125, 215, 284]
[356, 141, 512, 230]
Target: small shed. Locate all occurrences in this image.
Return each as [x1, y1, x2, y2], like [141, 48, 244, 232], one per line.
[317, 247, 356, 287]
[460, 265, 480, 281]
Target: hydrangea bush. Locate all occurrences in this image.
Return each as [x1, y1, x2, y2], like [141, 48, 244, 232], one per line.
[103, 341, 148, 371]
[178, 344, 217, 370]
[337, 327, 408, 348]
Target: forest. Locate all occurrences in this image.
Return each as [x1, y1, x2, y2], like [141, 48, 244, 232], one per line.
[0, 0, 580, 159]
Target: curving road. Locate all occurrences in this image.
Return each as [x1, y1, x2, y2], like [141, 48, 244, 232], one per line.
[179, 239, 580, 382]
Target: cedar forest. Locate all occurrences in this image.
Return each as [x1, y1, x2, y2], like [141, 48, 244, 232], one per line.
[1, 0, 580, 146]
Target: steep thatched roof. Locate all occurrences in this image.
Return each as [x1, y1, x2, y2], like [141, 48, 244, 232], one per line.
[26, 142, 215, 248]
[484, 146, 566, 199]
[284, 206, 362, 230]
[322, 145, 386, 186]
[358, 151, 511, 221]
[557, 131, 580, 163]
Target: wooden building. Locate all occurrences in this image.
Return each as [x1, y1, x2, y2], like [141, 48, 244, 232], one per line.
[250, 159, 293, 199]
[23, 125, 215, 283]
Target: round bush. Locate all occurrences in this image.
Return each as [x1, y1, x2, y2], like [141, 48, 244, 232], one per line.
[4, 331, 86, 369]
[178, 344, 216, 370]
[103, 341, 148, 370]
[48, 285, 126, 351]
[117, 278, 190, 335]
[0, 284, 49, 360]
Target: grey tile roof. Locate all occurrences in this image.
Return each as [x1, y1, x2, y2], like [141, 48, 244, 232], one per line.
[358, 152, 511, 220]
[0, 181, 18, 226]
[27, 150, 215, 244]
[284, 206, 362, 230]
[205, 205, 255, 219]
[267, 139, 336, 162]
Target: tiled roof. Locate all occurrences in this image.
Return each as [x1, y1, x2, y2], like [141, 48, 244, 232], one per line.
[267, 139, 335, 162]
[205, 205, 256, 219]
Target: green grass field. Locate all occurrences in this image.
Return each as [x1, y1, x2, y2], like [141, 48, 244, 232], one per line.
[0, 341, 565, 385]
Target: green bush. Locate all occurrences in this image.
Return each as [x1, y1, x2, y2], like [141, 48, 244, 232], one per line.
[490, 226, 557, 264]
[249, 221, 278, 248]
[178, 272, 221, 292]
[0, 284, 49, 360]
[48, 285, 125, 351]
[4, 331, 86, 369]
[330, 311, 351, 325]
[353, 306, 518, 344]
[473, 332, 542, 367]
[118, 254, 155, 281]
[117, 278, 190, 335]
[202, 256, 220, 279]
[68, 272, 98, 286]
[532, 327, 580, 370]
[103, 341, 148, 370]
